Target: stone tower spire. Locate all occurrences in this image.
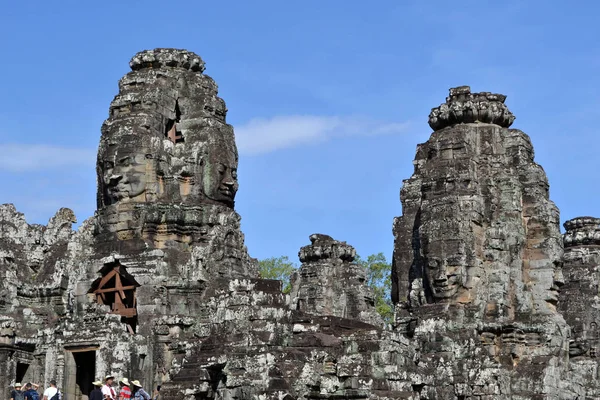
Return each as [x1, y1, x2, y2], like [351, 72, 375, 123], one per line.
[390, 86, 569, 398]
[94, 48, 256, 278]
[392, 86, 563, 320]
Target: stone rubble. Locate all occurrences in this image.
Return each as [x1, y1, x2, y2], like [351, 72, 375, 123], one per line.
[0, 49, 599, 399]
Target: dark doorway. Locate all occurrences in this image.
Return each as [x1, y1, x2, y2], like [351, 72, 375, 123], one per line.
[73, 351, 96, 398]
[16, 362, 29, 383]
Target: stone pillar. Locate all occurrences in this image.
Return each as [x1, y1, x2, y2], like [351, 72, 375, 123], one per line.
[561, 217, 600, 358]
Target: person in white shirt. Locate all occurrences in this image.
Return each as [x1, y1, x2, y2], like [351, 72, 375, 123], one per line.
[101, 375, 117, 400]
[42, 380, 58, 400]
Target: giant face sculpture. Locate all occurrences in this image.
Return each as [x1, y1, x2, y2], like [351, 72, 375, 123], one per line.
[98, 136, 154, 206]
[424, 256, 463, 300]
[202, 139, 239, 207]
[421, 238, 468, 302]
[544, 262, 565, 306]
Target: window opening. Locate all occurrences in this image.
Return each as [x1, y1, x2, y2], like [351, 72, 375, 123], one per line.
[89, 261, 140, 333]
[165, 101, 184, 143]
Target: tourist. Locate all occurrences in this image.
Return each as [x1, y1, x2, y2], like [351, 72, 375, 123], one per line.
[130, 381, 150, 400]
[42, 380, 60, 400]
[152, 385, 160, 400]
[10, 383, 24, 400]
[101, 375, 117, 400]
[89, 381, 103, 400]
[23, 383, 40, 400]
[118, 378, 131, 400]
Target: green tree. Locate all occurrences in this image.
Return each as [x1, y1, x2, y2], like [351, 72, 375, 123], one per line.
[258, 256, 297, 293]
[355, 252, 393, 323]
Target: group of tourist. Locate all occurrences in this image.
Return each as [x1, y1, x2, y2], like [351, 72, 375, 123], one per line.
[91, 375, 156, 400]
[11, 381, 59, 400]
[10, 376, 157, 400]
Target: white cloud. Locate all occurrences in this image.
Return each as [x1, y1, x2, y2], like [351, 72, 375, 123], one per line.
[0, 144, 96, 172]
[0, 116, 410, 168]
[234, 115, 409, 155]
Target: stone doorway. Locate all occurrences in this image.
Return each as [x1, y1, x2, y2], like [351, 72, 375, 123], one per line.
[16, 362, 29, 383]
[64, 348, 96, 400]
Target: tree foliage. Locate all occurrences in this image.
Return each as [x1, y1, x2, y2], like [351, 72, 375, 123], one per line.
[355, 252, 393, 323]
[258, 256, 297, 293]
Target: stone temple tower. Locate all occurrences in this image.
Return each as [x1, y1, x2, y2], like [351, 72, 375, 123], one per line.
[393, 86, 564, 319]
[0, 49, 261, 397]
[94, 48, 257, 280]
[391, 86, 570, 398]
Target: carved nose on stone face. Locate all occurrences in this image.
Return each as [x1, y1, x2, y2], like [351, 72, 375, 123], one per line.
[221, 168, 235, 186]
[433, 270, 448, 286]
[108, 174, 123, 185]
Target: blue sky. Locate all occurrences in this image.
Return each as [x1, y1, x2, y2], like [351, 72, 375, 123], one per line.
[1, 1, 599, 264]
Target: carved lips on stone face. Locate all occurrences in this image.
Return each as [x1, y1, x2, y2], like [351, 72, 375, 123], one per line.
[202, 140, 239, 207]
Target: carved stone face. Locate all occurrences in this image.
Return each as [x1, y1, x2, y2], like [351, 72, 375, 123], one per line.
[202, 140, 238, 207]
[100, 140, 151, 205]
[425, 256, 462, 300]
[545, 264, 565, 305]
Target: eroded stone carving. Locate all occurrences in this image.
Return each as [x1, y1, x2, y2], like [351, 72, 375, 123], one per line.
[391, 86, 572, 398]
[93, 48, 255, 282]
[394, 88, 563, 319]
[428, 85, 516, 131]
[560, 217, 600, 357]
[290, 234, 382, 325]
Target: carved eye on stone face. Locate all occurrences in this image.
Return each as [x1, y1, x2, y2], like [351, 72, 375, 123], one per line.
[446, 257, 462, 266]
[119, 157, 131, 167]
